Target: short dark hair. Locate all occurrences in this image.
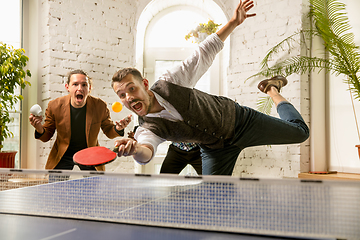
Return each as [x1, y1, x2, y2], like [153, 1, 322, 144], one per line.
[111, 67, 144, 88]
[67, 69, 92, 87]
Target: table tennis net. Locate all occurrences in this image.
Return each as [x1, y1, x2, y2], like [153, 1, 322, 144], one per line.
[0, 168, 359, 240]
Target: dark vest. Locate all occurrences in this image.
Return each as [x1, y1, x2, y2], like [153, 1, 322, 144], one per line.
[141, 80, 236, 149]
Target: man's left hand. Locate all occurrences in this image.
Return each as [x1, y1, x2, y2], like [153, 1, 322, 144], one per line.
[115, 114, 132, 131]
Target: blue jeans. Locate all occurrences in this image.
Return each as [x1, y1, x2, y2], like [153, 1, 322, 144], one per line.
[200, 102, 309, 175]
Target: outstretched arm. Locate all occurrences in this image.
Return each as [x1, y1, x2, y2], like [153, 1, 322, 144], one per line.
[217, 0, 256, 42]
[114, 138, 154, 164]
[161, 0, 255, 88]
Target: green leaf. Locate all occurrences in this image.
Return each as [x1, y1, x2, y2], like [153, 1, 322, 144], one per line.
[0, 42, 31, 149]
[249, 0, 360, 111]
[256, 97, 274, 115]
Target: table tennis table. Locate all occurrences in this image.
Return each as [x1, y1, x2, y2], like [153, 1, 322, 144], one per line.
[0, 169, 359, 240]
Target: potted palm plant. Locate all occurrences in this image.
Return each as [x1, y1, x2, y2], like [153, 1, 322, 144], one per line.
[0, 42, 31, 167]
[249, 0, 360, 153]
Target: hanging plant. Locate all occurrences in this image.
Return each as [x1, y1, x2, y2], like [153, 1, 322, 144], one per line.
[185, 20, 221, 43]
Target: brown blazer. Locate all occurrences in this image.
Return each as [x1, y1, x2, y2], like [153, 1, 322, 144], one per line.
[37, 94, 121, 171]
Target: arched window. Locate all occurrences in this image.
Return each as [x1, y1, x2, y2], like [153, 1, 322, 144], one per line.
[144, 7, 219, 94]
[136, 2, 228, 175]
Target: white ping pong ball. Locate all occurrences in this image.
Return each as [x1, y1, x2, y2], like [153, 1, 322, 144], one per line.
[30, 104, 43, 116]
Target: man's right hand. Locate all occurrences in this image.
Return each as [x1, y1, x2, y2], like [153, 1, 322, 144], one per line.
[114, 138, 153, 164]
[29, 114, 44, 134]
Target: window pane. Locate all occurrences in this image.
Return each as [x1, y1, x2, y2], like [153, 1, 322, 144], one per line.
[0, 0, 21, 48]
[3, 113, 21, 151]
[329, 74, 360, 172]
[155, 60, 210, 93]
[0, 0, 22, 168]
[147, 10, 207, 48]
[328, 0, 360, 173]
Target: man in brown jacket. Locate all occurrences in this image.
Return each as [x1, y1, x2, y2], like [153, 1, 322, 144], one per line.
[29, 69, 131, 171]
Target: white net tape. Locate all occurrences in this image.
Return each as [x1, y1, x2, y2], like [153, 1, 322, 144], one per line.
[0, 168, 359, 239]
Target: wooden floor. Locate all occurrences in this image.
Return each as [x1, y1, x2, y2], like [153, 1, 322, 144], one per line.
[298, 172, 360, 181]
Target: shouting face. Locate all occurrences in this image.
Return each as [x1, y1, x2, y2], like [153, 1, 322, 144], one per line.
[112, 74, 153, 116]
[65, 73, 91, 108]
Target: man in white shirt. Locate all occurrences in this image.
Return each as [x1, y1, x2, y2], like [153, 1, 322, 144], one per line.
[111, 0, 309, 175]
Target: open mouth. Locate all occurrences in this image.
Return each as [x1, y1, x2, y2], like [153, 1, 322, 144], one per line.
[131, 101, 143, 112]
[76, 93, 84, 101]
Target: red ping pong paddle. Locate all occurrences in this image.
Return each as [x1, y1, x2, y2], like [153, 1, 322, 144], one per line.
[73, 146, 120, 167]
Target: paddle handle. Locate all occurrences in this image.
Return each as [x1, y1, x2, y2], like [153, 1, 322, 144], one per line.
[112, 146, 120, 153]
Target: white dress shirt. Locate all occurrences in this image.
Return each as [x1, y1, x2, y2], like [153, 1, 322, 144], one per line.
[134, 33, 224, 163]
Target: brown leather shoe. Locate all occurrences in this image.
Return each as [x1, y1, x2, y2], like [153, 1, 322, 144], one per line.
[257, 76, 288, 93]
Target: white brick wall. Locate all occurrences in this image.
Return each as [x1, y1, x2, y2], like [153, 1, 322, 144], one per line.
[34, 0, 310, 177]
[226, 0, 309, 178]
[36, 0, 137, 173]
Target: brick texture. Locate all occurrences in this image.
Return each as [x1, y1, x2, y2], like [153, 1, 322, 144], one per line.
[34, 0, 309, 177]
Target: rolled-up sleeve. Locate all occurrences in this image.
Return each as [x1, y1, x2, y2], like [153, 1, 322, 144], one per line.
[133, 126, 166, 164]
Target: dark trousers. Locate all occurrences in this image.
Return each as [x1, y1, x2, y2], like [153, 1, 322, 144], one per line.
[160, 144, 202, 175]
[49, 155, 95, 182]
[54, 155, 96, 171]
[201, 102, 310, 175]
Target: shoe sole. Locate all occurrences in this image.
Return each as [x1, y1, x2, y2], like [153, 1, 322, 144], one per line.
[258, 76, 288, 93]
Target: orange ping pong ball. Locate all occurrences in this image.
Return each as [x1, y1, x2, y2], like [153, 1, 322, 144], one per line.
[112, 102, 122, 112]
